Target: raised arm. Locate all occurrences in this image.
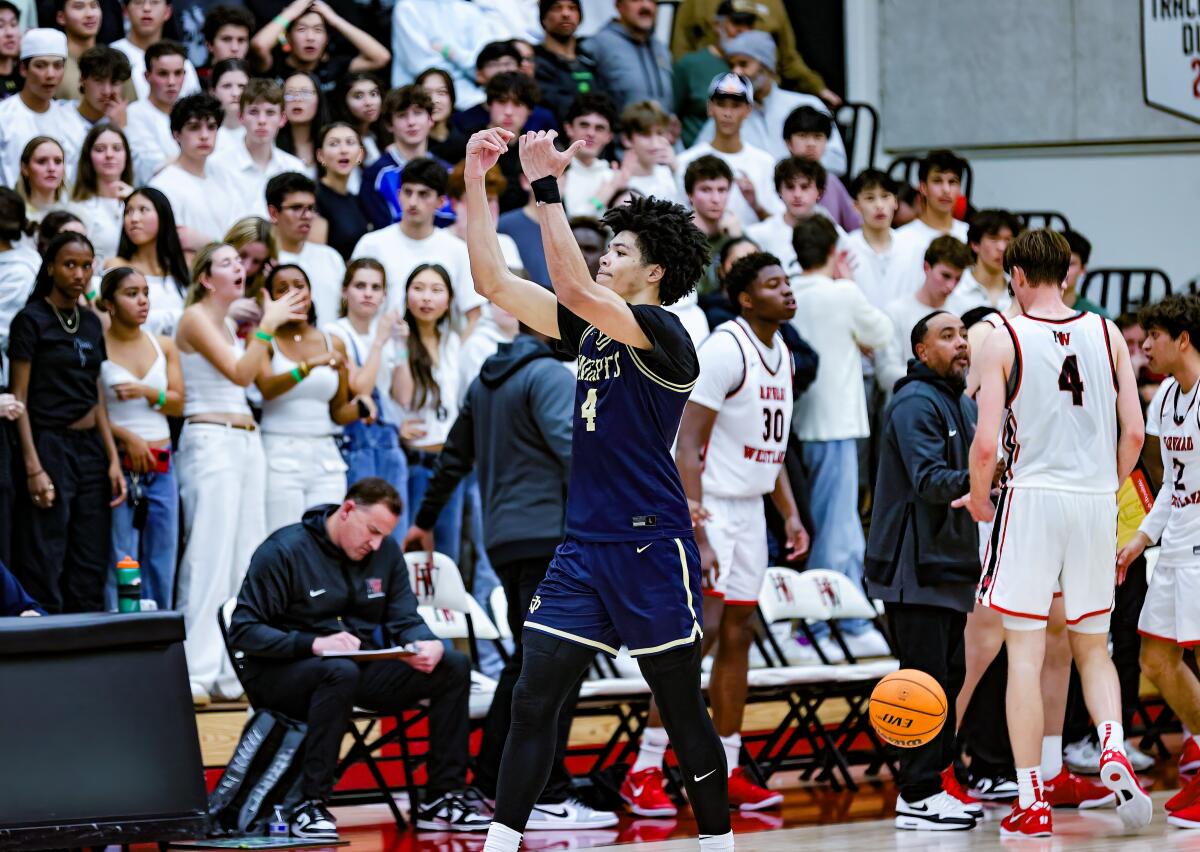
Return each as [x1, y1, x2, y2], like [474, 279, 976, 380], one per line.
[463, 129, 560, 338]
[519, 130, 655, 350]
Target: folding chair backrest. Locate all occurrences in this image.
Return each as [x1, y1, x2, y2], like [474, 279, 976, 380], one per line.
[418, 605, 470, 640]
[217, 596, 243, 666]
[1013, 210, 1071, 232]
[797, 569, 879, 620]
[758, 567, 833, 624]
[465, 596, 501, 641]
[490, 585, 513, 640]
[1080, 268, 1172, 317]
[835, 100, 879, 176]
[405, 551, 472, 612]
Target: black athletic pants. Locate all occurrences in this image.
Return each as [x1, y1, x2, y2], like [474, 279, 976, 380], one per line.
[11, 427, 110, 613]
[244, 651, 473, 802]
[885, 603, 967, 801]
[492, 630, 731, 837]
[472, 554, 582, 803]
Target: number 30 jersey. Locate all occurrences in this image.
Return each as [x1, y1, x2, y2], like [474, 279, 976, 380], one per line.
[1003, 311, 1119, 494]
[556, 302, 699, 542]
[691, 318, 793, 498]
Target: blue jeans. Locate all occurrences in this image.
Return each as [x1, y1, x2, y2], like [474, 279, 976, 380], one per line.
[339, 421, 408, 540]
[801, 439, 870, 636]
[406, 452, 464, 564]
[465, 472, 505, 678]
[108, 466, 180, 610]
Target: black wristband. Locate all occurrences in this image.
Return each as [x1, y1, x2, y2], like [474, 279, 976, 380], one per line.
[530, 175, 561, 205]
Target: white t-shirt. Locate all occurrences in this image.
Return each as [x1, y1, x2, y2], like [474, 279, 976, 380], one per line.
[626, 164, 680, 204]
[746, 212, 846, 282]
[843, 228, 896, 309]
[148, 163, 241, 243]
[0, 243, 41, 383]
[277, 242, 347, 328]
[0, 96, 78, 187]
[402, 330, 461, 448]
[111, 38, 202, 103]
[125, 99, 178, 185]
[67, 195, 123, 266]
[676, 141, 783, 227]
[325, 315, 402, 425]
[945, 266, 1012, 316]
[350, 225, 487, 321]
[563, 157, 615, 218]
[145, 274, 186, 337]
[56, 105, 96, 183]
[209, 142, 309, 219]
[882, 217, 970, 308]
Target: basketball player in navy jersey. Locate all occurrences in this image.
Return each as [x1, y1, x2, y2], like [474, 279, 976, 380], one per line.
[463, 126, 734, 852]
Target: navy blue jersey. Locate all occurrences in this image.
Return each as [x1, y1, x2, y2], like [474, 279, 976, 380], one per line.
[556, 303, 699, 541]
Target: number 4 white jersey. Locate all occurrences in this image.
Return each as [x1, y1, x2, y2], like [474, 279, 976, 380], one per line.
[691, 318, 793, 498]
[1003, 311, 1120, 494]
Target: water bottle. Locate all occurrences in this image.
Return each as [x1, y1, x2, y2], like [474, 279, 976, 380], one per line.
[116, 556, 142, 613]
[269, 805, 289, 837]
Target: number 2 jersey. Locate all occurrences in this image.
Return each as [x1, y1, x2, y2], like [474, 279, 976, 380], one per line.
[1142, 378, 1200, 563]
[1004, 311, 1119, 494]
[556, 302, 699, 541]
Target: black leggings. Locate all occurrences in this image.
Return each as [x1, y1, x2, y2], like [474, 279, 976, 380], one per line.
[492, 630, 731, 836]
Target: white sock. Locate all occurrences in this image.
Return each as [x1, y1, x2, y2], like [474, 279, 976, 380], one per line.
[633, 727, 669, 773]
[483, 822, 522, 852]
[1041, 735, 1063, 779]
[1016, 766, 1041, 809]
[698, 830, 735, 851]
[1098, 720, 1125, 753]
[720, 733, 741, 775]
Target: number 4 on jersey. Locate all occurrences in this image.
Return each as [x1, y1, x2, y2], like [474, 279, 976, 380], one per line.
[1058, 354, 1085, 406]
[581, 388, 598, 431]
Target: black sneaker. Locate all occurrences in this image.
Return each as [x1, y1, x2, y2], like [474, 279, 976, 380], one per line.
[416, 790, 493, 831]
[968, 773, 1019, 801]
[290, 800, 337, 840]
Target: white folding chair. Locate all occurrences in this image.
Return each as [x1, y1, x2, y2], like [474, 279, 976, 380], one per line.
[793, 568, 895, 665]
[405, 551, 500, 668]
[489, 584, 513, 641]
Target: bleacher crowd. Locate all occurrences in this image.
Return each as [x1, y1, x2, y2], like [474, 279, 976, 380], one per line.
[0, 0, 1177, 839]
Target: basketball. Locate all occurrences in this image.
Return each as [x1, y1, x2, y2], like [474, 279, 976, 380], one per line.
[869, 669, 948, 748]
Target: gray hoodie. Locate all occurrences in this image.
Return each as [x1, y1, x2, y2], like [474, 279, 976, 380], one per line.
[414, 335, 574, 565]
[585, 20, 674, 110]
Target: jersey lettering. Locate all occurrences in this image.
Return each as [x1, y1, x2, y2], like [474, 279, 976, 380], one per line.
[1058, 354, 1085, 407]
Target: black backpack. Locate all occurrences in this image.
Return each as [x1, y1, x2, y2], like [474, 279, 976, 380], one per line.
[206, 710, 309, 836]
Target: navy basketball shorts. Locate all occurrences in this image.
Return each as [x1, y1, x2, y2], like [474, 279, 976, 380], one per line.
[523, 535, 704, 658]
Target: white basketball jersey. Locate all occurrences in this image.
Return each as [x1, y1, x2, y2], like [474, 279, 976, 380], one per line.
[1003, 312, 1119, 493]
[702, 319, 793, 498]
[1149, 378, 1200, 563]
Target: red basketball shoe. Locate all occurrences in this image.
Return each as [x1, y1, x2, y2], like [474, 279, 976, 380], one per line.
[941, 766, 984, 817]
[1042, 767, 1115, 809]
[1099, 749, 1153, 831]
[620, 767, 677, 817]
[726, 767, 783, 810]
[1000, 799, 1052, 837]
[1168, 771, 1200, 813]
[1169, 800, 1200, 829]
[1182, 737, 1200, 781]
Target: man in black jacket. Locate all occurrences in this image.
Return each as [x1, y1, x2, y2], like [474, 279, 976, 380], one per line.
[229, 478, 488, 839]
[864, 310, 981, 833]
[534, 0, 603, 121]
[402, 332, 617, 830]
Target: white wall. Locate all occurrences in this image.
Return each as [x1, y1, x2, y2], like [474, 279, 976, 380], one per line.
[845, 0, 1200, 295]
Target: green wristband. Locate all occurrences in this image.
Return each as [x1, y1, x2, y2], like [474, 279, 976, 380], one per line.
[154, 390, 166, 410]
[290, 367, 304, 383]
[255, 330, 274, 343]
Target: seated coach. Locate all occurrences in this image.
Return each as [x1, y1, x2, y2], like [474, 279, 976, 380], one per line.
[228, 478, 490, 839]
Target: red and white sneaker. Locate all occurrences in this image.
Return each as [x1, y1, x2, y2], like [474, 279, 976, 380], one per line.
[999, 799, 1053, 837]
[1042, 767, 1115, 809]
[1168, 771, 1200, 812]
[726, 767, 783, 811]
[1169, 800, 1200, 829]
[1181, 737, 1200, 781]
[1099, 749, 1153, 831]
[941, 766, 984, 817]
[619, 766, 678, 817]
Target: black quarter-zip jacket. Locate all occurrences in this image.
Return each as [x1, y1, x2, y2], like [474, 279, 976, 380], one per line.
[229, 505, 435, 676]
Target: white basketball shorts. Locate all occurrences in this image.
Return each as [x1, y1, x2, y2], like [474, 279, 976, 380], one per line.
[1138, 559, 1200, 647]
[977, 487, 1116, 633]
[704, 494, 769, 607]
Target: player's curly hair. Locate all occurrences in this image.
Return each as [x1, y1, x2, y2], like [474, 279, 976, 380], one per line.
[723, 251, 782, 312]
[1138, 294, 1200, 343]
[601, 196, 709, 306]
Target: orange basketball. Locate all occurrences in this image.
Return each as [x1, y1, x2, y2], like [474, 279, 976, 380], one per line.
[869, 669, 947, 748]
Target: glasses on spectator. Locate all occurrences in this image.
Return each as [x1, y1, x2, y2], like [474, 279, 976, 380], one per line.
[281, 203, 317, 216]
[284, 90, 316, 102]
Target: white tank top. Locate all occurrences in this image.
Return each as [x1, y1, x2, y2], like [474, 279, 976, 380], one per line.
[1147, 378, 1200, 563]
[702, 319, 793, 498]
[101, 331, 170, 442]
[1004, 311, 1119, 493]
[181, 318, 252, 417]
[260, 333, 340, 436]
